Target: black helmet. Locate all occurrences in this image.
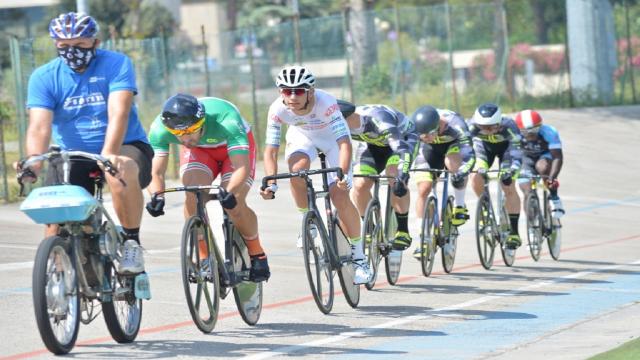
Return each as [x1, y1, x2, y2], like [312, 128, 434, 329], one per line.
[161, 93, 205, 130]
[411, 105, 440, 134]
[337, 99, 356, 118]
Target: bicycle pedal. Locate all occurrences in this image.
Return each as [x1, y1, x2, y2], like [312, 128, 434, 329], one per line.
[134, 273, 151, 300]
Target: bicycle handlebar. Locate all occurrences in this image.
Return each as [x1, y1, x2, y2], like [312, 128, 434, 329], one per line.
[17, 148, 123, 196]
[151, 185, 225, 202]
[260, 167, 344, 191]
[409, 168, 452, 174]
[352, 174, 395, 179]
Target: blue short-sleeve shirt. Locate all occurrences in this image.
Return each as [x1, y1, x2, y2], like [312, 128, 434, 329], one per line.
[27, 48, 148, 154]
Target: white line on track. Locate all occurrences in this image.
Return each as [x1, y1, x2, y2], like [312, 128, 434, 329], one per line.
[243, 259, 640, 360]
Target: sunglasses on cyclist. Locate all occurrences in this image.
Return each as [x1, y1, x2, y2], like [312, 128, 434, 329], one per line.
[166, 118, 205, 136]
[520, 126, 541, 136]
[280, 88, 309, 97]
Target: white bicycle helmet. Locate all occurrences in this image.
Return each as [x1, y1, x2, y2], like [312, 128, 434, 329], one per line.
[276, 65, 315, 88]
[472, 103, 502, 125]
[49, 12, 99, 39]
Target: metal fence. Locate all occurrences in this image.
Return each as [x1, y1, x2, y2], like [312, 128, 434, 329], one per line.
[1, 2, 638, 202]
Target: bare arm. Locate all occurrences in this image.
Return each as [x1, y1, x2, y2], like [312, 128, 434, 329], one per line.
[336, 137, 352, 176]
[549, 148, 563, 180]
[263, 145, 279, 180]
[103, 90, 134, 156]
[25, 108, 53, 174]
[227, 153, 250, 195]
[147, 155, 169, 196]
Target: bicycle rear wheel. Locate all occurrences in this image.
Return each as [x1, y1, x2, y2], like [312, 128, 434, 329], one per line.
[420, 196, 437, 277]
[499, 201, 516, 267]
[302, 211, 334, 314]
[362, 199, 382, 290]
[441, 196, 458, 273]
[181, 216, 220, 333]
[384, 203, 402, 285]
[230, 226, 262, 326]
[544, 192, 562, 260]
[525, 192, 543, 261]
[475, 194, 496, 270]
[102, 263, 142, 343]
[32, 235, 80, 355]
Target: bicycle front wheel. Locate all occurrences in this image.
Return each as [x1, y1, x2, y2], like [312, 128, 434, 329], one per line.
[499, 202, 516, 267]
[544, 192, 562, 260]
[181, 216, 220, 333]
[230, 226, 263, 326]
[420, 196, 437, 277]
[384, 203, 402, 285]
[362, 199, 382, 290]
[525, 192, 543, 261]
[441, 196, 458, 273]
[475, 194, 496, 270]
[32, 235, 80, 355]
[102, 263, 142, 343]
[302, 211, 334, 314]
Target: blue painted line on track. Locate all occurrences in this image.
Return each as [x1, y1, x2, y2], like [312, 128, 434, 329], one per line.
[336, 269, 640, 359]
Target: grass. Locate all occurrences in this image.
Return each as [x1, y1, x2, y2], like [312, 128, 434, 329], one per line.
[589, 337, 640, 360]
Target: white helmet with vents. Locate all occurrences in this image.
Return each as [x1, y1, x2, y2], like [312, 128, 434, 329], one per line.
[276, 65, 315, 88]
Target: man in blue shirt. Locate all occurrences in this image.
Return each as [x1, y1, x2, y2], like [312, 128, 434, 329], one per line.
[23, 12, 152, 274]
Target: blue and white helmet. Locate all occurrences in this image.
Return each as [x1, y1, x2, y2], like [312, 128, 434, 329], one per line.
[275, 65, 315, 88]
[49, 12, 99, 39]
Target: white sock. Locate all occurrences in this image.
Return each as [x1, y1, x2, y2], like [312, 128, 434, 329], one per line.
[351, 239, 365, 260]
[454, 187, 466, 207]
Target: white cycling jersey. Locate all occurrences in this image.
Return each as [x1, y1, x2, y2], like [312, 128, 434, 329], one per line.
[265, 89, 352, 186]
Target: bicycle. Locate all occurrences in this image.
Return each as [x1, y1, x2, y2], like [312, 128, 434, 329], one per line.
[473, 169, 517, 269]
[261, 153, 359, 314]
[353, 174, 402, 290]
[409, 168, 459, 276]
[523, 175, 562, 261]
[151, 185, 262, 333]
[18, 147, 147, 355]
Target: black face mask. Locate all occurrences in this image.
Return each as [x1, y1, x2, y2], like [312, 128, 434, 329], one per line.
[57, 45, 96, 72]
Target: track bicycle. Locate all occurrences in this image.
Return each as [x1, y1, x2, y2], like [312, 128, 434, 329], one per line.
[262, 153, 359, 314]
[409, 168, 459, 276]
[353, 174, 402, 290]
[151, 185, 262, 333]
[474, 169, 517, 269]
[18, 147, 147, 355]
[523, 174, 562, 261]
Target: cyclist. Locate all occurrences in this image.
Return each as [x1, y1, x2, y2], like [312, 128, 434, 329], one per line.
[410, 105, 475, 259]
[145, 94, 270, 282]
[339, 101, 418, 252]
[469, 103, 524, 249]
[21, 12, 152, 274]
[260, 65, 371, 285]
[514, 109, 564, 218]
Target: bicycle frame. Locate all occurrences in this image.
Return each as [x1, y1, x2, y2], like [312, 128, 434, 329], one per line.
[261, 165, 344, 269]
[352, 173, 395, 253]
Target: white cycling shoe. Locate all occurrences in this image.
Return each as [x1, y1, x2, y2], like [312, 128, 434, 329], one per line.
[118, 240, 145, 274]
[352, 258, 372, 285]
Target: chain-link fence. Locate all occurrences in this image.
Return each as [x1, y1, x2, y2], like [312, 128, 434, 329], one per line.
[1, 2, 638, 202]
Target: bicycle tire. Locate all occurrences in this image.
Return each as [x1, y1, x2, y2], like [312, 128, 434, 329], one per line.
[524, 191, 543, 261]
[475, 193, 496, 270]
[102, 262, 142, 343]
[181, 216, 220, 333]
[441, 196, 458, 273]
[544, 192, 562, 260]
[384, 202, 402, 285]
[302, 211, 334, 314]
[335, 221, 360, 308]
[32, 235, 80, 355]
[420, 196, 437, 277]
[362, 199, 382, 290]
[499, 198, 516, 267]
[231, 227, 263, 326]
